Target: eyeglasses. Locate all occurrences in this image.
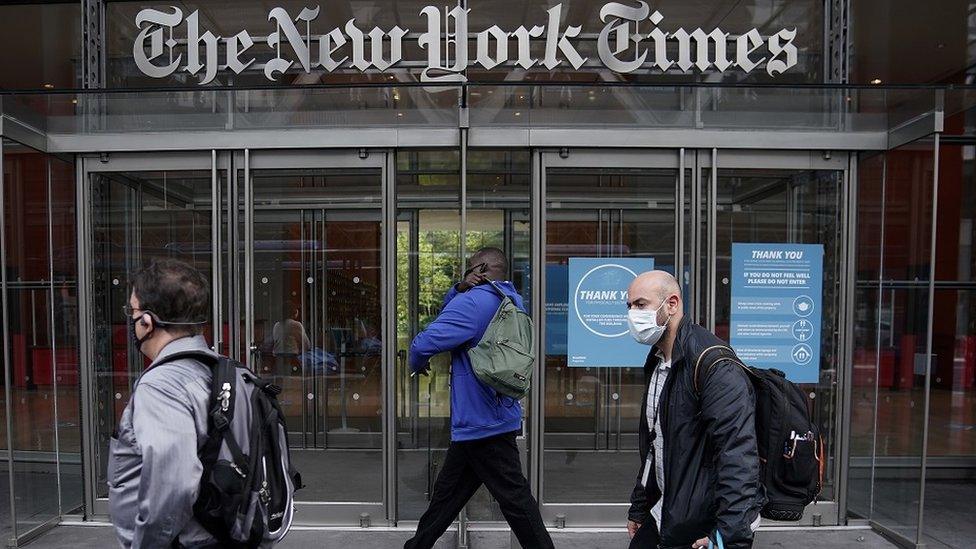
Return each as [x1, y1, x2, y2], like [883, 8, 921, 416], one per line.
[122, 305, 145, 317]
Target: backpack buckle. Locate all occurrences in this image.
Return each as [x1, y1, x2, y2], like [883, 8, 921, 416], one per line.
[211, 410, 230, 431]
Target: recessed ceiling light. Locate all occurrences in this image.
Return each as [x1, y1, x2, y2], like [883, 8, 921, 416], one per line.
[43, 83, 54, 89]
[870, 78, 882, 85]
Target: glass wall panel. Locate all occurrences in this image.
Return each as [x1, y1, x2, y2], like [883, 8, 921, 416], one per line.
[713, 167, 844, 501]
[247, 167, 383, 504]
[396, 150, 461, 519]
[49, 154, 82, 515]
[849, 152, 886, 520]
[88, 168, 214, 498]
[542, 165, 678, 504]
[920, 142, 976, 549]
[0, 140, 9, 539]
[871, 140, 936, 542]
[1, 140, 61, 537]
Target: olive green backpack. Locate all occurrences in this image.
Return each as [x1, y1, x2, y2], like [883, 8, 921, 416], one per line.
[467, 281, 536, 399]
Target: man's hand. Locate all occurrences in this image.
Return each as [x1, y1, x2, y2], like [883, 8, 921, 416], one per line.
[457, 267, 489, 292]
[691, 537, 709, 548]
[627, 520, 642, 539]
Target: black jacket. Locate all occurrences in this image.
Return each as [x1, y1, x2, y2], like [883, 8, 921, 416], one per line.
[628, 317, 763, 549]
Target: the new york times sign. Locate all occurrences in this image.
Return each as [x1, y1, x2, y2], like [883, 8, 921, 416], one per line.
[133, 1, 798, 84]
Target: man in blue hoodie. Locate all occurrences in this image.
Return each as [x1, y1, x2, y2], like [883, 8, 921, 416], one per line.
[404, 247, 554, 549]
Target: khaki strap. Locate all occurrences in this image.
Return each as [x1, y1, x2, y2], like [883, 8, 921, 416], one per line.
[693, 344, 751, 393]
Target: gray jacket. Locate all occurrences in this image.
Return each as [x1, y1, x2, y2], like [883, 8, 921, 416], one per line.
[109, 335, 218, 548]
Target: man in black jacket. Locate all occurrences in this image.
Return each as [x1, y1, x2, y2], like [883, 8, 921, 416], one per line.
[625, 271, 763, 549]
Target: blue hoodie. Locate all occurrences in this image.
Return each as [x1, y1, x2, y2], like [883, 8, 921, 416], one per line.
[409, 281, 524, 442]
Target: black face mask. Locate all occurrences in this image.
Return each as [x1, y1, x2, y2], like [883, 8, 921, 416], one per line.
[128, 313, 153, 353]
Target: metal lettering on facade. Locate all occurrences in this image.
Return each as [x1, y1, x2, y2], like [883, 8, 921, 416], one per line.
[133, 2, 799, 84]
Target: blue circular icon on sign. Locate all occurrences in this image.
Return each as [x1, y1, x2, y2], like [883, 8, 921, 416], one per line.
[791, 344, 813, 366]
[573, 263, 639, 338]
[791, 319, 814, 342]
[792, 295, 815, 317]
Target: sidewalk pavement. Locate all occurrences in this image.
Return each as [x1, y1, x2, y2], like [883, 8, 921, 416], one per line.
[21, 524, 899, 548]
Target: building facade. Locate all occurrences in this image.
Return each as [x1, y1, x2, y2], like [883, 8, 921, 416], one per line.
[0, 1, 974, 548]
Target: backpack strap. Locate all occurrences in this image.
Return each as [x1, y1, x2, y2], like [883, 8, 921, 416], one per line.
[692, 344, 754, 394]
[154, 351, 251, 545]
[485, 280, 512, 302]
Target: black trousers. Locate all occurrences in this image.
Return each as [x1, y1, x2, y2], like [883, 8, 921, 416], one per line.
[628, 520, 661, 549]
[404, 431, 554, 549]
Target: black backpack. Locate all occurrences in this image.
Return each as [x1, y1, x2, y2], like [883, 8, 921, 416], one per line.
[693, 345, 823, 522]
[158, 352, 302, 547]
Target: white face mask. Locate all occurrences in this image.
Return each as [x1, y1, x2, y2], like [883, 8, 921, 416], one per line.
[628, 300, 671, 346]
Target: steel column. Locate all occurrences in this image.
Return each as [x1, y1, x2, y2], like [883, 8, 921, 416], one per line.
[835, 153, 857, 525]
[384, 150, 398, 524]
[211, 150, 221, 351]
[707, 148, 717, 331]
[529, 150, 545, 501]
[677, 149, 685, 285]
[244, 150, 254, 368]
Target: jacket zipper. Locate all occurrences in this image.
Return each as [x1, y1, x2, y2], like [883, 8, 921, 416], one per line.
[657, 361, 676, 533]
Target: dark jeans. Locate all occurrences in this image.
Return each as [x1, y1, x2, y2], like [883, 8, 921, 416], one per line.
[404, 431, 554, 549]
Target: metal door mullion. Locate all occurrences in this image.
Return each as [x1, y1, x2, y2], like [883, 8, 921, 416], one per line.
[300, 209, 310, 449]
[228, 154, 239, 361]
[530, 151, 544, 501]
[318, 209, 328, 447]
[677, 149, 685, 281]
[211, 150, 221, 352]
[383, 151, 397, 523]
[244, 150, 254, 370]
[707, 148, 717, 332]
[691, 152, 701, 323]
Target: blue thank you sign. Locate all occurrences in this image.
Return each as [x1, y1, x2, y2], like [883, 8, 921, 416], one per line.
[545, 264, 569, 355]
[730, 243, 824, 383]
[567, 257, 654, 367]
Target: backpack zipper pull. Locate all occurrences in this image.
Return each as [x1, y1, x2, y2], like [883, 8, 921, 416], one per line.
[260, 459, 271, 504]
[219, 382, 232, 412]
[231, 462, 246, 478]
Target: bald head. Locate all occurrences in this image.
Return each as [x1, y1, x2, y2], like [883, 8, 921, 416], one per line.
[629, 271, 681, 303]
[627, 270, 682, 324]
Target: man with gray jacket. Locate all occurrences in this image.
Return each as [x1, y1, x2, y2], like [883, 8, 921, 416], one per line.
[109, 258, 217, 548]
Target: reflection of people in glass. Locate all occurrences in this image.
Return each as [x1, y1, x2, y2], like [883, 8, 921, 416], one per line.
[272, 300, 310, 356]
[272, 300, 309, 376]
